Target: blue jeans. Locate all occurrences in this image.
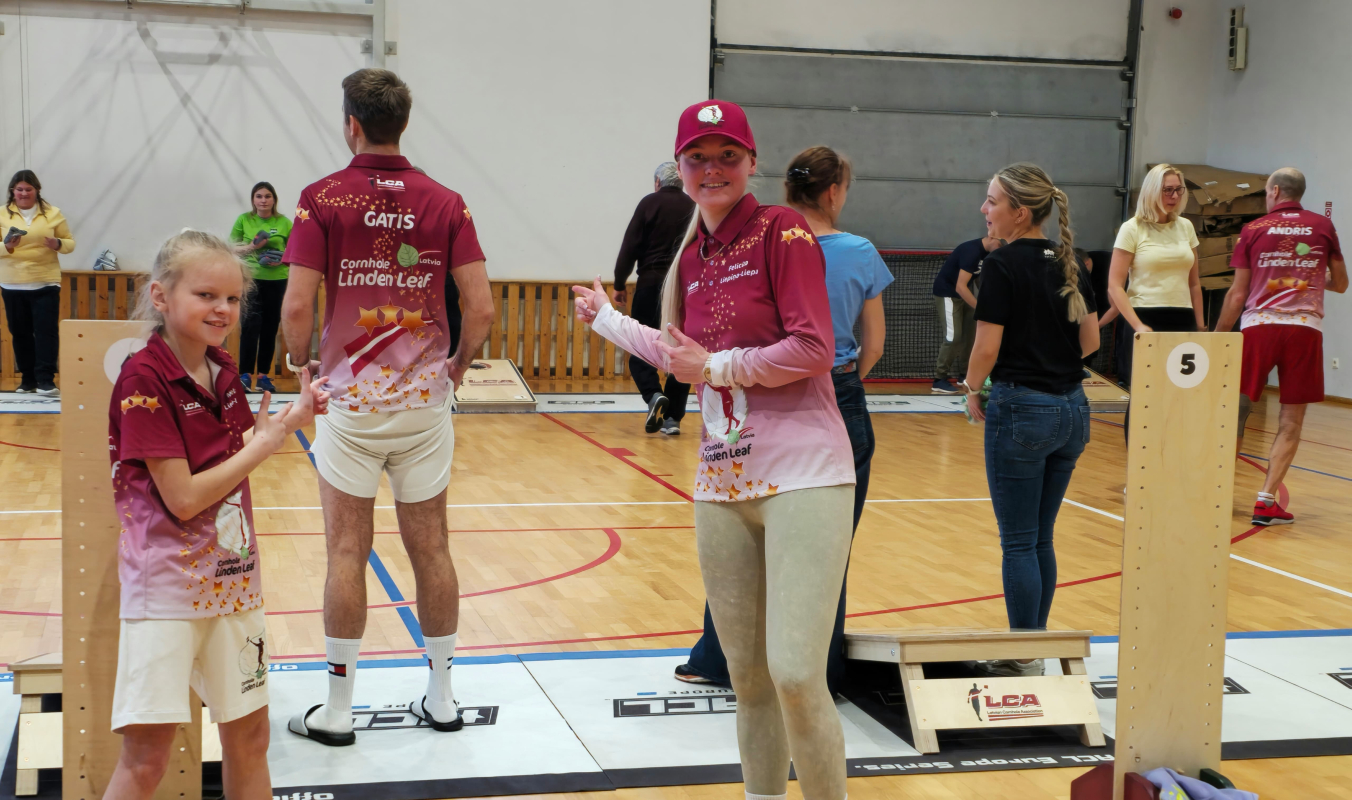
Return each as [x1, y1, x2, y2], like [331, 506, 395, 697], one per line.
[983, 382, 1089, 630]
[685, 371, 873, 693]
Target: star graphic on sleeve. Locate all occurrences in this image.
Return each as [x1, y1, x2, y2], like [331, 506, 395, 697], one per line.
[356, 307, 382, 335]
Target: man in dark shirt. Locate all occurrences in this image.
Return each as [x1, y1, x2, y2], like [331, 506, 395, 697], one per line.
[932, 236, 1000, 393]
[613, 162, 696, 434]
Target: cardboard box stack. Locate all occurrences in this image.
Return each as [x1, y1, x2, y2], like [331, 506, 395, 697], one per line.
[1171, 164, 1271, 290]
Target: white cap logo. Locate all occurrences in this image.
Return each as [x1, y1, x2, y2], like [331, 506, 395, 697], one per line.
[697, 105, 723, 125]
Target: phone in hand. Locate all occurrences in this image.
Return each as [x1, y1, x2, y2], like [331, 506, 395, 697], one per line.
[3, 227, 26, 245]
[252, 230, 270, 245]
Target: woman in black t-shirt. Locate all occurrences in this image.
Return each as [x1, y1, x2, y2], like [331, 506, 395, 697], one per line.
[962, 163, 1100, 678]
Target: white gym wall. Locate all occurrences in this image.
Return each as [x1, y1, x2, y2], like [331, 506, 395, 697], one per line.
[0, 0, 370, 272]
[0, 0, 709, 280]
[390, 0, 709, 281]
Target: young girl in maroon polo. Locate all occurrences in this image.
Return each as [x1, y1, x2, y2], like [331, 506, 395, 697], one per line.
[106, 230, 329, 800]
[575, 101, 854, 800]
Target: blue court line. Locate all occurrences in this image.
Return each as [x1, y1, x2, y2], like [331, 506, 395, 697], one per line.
[1239, 452, 1352, 483]
[292, 429, 425, 647]
[1089, 628, 1352, 645]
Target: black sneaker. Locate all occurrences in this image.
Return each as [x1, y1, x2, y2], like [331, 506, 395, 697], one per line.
[931, 379, 959, 395]
[36, 382, 59, 396]
[674, 663, 720, 684]
[15, 383, 36, 394]
[645, 394, 668, 433]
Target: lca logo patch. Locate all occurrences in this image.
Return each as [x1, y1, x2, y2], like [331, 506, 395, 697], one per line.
[966, 683, 1044, 722]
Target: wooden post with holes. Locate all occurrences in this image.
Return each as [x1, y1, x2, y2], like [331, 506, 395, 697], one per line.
[1112, 331, 1241, 799]
[61, 320, 202, 800]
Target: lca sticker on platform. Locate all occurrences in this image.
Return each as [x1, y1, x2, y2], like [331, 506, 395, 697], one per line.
[350, 704, 499, 730]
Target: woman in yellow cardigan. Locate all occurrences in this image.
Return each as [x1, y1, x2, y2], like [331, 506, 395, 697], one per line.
[1, 170, 75, 394]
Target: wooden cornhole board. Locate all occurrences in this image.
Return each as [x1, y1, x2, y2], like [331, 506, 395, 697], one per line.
[1084, 367, 1130, 413]
[845, 628, 1105, 754]
[452, 359, 536, 413]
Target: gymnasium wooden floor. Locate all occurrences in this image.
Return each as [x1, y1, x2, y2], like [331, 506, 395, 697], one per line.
[2, 387, 1350, 798]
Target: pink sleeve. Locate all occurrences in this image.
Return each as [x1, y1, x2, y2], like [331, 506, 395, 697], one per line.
[726, 214, 834, 388]
[591, 305, 670, 372]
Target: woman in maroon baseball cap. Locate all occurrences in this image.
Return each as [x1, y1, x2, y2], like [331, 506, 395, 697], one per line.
[574, 100, 854, 800]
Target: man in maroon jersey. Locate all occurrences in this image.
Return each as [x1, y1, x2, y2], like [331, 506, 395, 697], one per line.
[1218, 167, 1348, 526]
[280, 69, 494, 745]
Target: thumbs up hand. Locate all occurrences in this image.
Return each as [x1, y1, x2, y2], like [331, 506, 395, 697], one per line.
[655, 324, 711, 383]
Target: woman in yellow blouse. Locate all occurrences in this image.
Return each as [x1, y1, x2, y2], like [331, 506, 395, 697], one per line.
[0, 171, 76, 394]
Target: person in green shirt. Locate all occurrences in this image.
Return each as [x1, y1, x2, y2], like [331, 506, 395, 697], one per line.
[230, 181, 292, 392]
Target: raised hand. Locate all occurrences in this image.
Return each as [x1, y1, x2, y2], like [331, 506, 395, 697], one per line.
[279, 368, 330, 434]
[655, 324, 711, 384]
[251, 392, 288, 450]
[571, 276, 609, 324]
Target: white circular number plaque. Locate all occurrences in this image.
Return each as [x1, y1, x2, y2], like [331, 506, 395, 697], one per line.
[1166, 342, 1209, 389]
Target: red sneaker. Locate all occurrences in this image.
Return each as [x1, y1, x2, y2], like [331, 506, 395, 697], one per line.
[1252, 501, 1294, 526]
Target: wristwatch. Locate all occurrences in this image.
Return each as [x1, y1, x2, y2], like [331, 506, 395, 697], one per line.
[702, 355, 713, 384]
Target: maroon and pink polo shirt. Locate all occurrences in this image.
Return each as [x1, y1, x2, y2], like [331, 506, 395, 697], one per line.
[596, 194, 854, 502]
[109, 333, 260, 620]
[283, 154, 485, 411]
[1230, 201, 1343, 331]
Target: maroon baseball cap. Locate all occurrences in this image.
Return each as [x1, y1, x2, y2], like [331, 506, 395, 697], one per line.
[674, 99, 756, 157]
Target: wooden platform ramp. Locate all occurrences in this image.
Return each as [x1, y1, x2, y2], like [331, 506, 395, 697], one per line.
[846, 627, 1105, 754]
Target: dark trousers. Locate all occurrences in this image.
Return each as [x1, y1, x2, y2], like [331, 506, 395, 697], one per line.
[239, 278, 288, 376]
[2, 286, 61, 385]
[629, 278, 689, 421]
[685, 370, 875, 695]
[444, 274, 462, 355]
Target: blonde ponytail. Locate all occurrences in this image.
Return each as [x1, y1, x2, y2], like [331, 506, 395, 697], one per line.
[993, 163, 1087, 322]
[657, 208, 701, 345]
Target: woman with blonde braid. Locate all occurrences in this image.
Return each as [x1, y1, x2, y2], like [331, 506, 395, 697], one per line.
[962, 164, 1100, 677]
[574, 100, 854, 800]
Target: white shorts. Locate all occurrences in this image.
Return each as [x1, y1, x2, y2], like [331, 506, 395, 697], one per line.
[312, 396, 455, 503]
[111, 607, 269, 731]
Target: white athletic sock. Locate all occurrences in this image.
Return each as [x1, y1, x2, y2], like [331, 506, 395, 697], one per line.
[745, 793, 788, 800]
[423, 632, 459, 720]
[314, 637, 361, 733]
[1257, 491, 1276, 507]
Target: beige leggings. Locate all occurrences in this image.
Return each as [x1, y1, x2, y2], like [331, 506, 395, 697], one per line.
[695, 485, 854, 800]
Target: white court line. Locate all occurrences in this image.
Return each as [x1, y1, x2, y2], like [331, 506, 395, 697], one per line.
[0, 509, 59, 515]
[1062, 498, 1124, 521]
[866, 498, 990, 503]
[1230, 555, 1352, 600]
[1057, 497, 1352, 602]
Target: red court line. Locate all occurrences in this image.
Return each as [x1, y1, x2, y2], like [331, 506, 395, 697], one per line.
[0, 439, 59, 452]
[265, 529, 623, 616]
[542, 412, 694, 501]
[1244, 425, 1352, 453]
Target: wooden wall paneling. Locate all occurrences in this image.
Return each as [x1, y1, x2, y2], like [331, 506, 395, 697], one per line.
[95, 276, 111, 320]
[1113, 331, 1241, 800]
[522, 284, 537, 378]
[113, 276, 129, 322]
[62, 320, 202, 800]
[75, 274, 90, 320]
[554, 286, 569, 378]
[539, 285, 554, 378]
[604, 338, 618, 378]
[60, 274, 73, 321]
[571, 299, 585, 379]
[488, 282, 504, 360]
[506, 283, 521, 368]
[588, 319, 602, 378]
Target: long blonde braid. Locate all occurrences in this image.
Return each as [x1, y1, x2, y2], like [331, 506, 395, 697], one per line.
[994, 164, 1087, 322]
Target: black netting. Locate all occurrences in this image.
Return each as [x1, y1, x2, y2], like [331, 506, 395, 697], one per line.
[863, 250, 1119, 381]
